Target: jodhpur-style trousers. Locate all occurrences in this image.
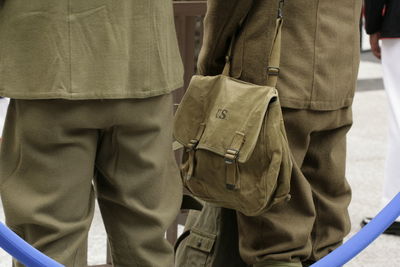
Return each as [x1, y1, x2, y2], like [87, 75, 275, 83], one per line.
[0, 94, 182, 267]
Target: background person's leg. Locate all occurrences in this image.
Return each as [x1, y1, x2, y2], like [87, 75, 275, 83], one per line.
[0, 97, 9, 138]
[381, 39, 400, 222]
[0, 100, 98, 266]
[94, 94, 182, 267]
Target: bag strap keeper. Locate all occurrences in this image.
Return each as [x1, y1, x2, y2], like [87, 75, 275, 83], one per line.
[186, 123, 206, 151]
[266, 66, 280, 76]
[224, 132, 245, 164]
[224, 132, 245, 190]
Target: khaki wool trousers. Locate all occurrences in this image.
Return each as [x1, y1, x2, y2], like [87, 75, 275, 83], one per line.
[0, 94, 182, 267]
[237, 107, 353, 267]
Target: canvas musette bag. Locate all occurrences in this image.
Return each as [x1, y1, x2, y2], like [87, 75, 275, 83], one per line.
[173, 12, 292, 216]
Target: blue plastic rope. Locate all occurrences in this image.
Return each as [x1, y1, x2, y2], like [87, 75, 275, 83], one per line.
[0, 222, 64, 267]
[311, 192, 400, 267]
[0, 193, 399, 267]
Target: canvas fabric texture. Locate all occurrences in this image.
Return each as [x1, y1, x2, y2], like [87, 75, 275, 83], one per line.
[175, 205, 247, 267]
[186, 0, 361, 264]
[175, 107, 353, 266]
[198, 0, 362, 110]
[174, 16, 292, 216]
[0, 94, 182, 267]
[237, 107, 353, 264]
[173, 76, 292, 216]
[0, 0, 183, 99]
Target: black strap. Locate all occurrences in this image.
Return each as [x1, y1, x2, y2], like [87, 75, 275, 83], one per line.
[181, 194, 203, 211]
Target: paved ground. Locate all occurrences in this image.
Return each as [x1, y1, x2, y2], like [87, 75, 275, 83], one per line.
[0, 51, 399, 266]
[345, 53, 400, 267]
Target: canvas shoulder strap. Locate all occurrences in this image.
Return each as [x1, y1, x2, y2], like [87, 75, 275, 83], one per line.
[266, 4, 283, 87]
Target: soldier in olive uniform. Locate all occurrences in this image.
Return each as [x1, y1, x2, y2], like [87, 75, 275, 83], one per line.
[0, 1, 183, 266]
[197, 0, 362, 266]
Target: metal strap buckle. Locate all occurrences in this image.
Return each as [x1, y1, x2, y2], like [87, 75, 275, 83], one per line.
[267, 67, 280, 76]
[278, 0, 284, 18]
[224, 149, 239, 164]
[186, 139, 199, 151]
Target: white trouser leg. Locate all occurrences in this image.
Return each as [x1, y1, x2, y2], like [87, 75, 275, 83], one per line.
[381, 39, 400, 221]
[0, 97, 9, 137]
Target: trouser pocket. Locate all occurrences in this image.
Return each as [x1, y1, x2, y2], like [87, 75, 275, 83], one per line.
[175, 228, 216, 267]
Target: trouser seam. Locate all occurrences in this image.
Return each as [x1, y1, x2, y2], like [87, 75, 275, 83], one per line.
[311, 192, 320, 258]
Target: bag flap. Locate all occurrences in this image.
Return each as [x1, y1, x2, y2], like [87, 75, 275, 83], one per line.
[174, 75, 277, 163]
[186, 228, 216, 253]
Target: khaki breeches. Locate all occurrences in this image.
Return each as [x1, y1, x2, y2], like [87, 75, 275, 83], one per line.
[237, 107, 353, 265]
[0, 94, 182, 267]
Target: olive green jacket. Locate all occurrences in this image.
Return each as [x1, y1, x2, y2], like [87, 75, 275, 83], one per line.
[198, 0, 362, 110]
[0, 0, 183, 99]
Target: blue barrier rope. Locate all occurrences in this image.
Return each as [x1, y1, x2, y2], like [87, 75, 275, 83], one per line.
[0, 222, 64, 267]
[1, 193, 399, 267]
[311, 192, 400, 267]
